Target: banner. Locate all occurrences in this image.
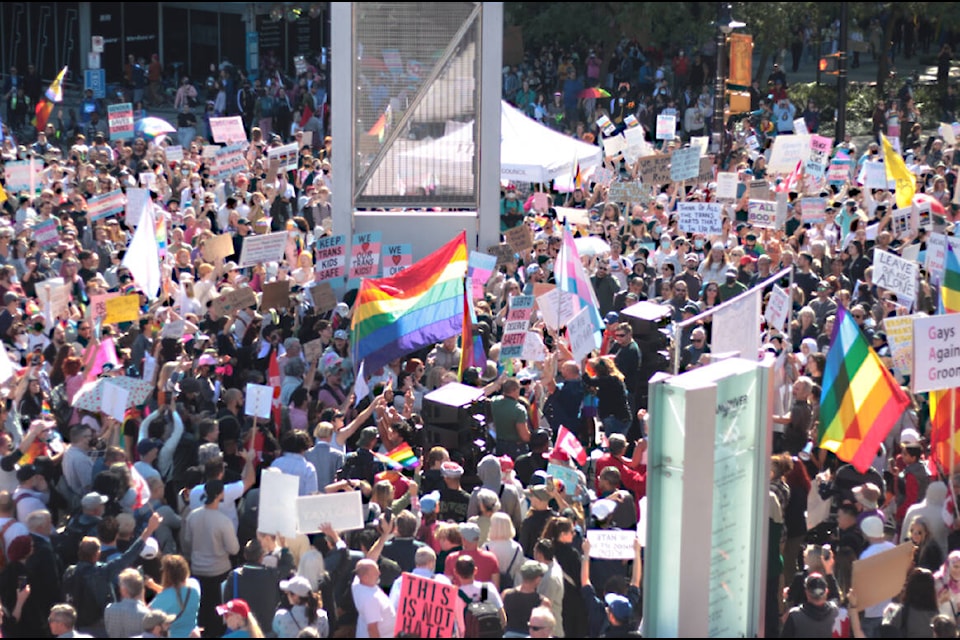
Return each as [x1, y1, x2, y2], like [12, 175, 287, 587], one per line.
[670, 147, 701, 182]
[239, 232, 288, 268]
[267, 142, 299, 172]
[712, 287, 761, 359]
[394, 572, 462, 638]
[872, 248, 918, 306]
[381, 243, 412, 277]
[677, 202, 723, 235]
[87, 189, 126, 221]
[349, 232, 382, 280]
[209, 116, 247, 144]
[913, 314, 960, 393]
[500, 295, 535, 360]
[107, 102, 134, 140]
[314, 234, 347, 281]
[103, 294, 141, 324]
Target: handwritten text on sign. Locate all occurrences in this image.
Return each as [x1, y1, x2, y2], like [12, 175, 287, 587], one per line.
[394, 572, 461, 638]
[349, 232, 382, 280]
[208, 116, 247, 144]
[586, 529, 636, 560]
[677, 202, 723, 235]
[670, 147, 701, 182]
[873, 248, 918, 304]
[568, 305, 598, 362]
[500, 295, 534, 360]
[747, 200, 780, 229]
[239, 232, 288, 268]
[382, 244, 412, 277]
[314, 234, 347, 281]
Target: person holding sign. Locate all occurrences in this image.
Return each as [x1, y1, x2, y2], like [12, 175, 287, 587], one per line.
[580, 535, 643, 637]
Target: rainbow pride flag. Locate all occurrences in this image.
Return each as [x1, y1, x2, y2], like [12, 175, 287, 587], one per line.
[33, 66, 67, 132]
[457, 276, 486, 381]
[386, 442, 420, 469]
[351, 231, 467, 372]
[818, 305, 910, 473]
[942, 238, 960, 313]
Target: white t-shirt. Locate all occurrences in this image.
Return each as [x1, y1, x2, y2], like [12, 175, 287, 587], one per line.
[459, 580, 504, 609]
[188, 479, 244, 529]
[352, 578, 396, 639]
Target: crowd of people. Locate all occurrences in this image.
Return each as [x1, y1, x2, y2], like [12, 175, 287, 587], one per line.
[0, 17, 957, 640]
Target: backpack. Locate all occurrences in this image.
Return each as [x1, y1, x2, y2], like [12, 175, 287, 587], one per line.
[497, 546, 520, 591]
[0, 518, 18, 571]
[62, 563, 116, 627]
[463, 585, 505, 638]
[48, 383, 74, 430]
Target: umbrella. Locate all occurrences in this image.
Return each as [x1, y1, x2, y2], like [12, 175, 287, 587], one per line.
[579, 87, 611, 99]
[72, 376, 155, 413]
[574, 236, 611, 257]
[136, 116, 177, 140]
[913, 193, 946, 217]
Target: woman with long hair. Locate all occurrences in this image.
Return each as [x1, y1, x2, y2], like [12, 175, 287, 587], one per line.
[219, 598, 266, 638]
[935, 550, 960, 618]
[272, 575, 329, 637]
[541, 516, 587, 637]
[150, 554, 201, 638]
[483, 512, 524, 589]
[700, 282, 721, 342]
[790, 306, 819, 352]
[698, 243, 732, 286]
[908, 516, 945, 573]
[582, 355, 632, 437]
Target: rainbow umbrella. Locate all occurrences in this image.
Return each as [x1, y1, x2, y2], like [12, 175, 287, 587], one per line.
[136, 116, 177, 140]
[579, 87, 611, 99]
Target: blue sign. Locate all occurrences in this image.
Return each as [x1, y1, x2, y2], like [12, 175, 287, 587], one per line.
[84, 69, 106, 99]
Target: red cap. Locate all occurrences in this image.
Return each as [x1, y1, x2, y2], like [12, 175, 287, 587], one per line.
[216, 599, 251, 618]
[498, 455, 515, 472]
[739, 255, 756, 266]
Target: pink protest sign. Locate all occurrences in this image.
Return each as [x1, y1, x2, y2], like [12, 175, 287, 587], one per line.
[209, 116, 247, 144]
[349, 232, 382, 280]
[394, 572, 462, 638]
[314, 234, 347, 281]
[381, 243, 412, 277]
[108, 102, 135, 140]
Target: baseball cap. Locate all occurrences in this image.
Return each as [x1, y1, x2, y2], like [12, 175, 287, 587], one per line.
[216, 598, 251, 617]
[861, 515, 885, 539]
[419, 490, 440, 514]
[441, 461, 464, 478]
[137, 438, 164, 457]
[279, 575, 312, 597]
[519, 560, 548, 580]
[900, 428, 921, 446]
[604, 593, 633, 622]
[459, 522, 481, 542]
[15, 464, 39, 483]
[140, 536, 160, 559]
[357, 426, 379, 447]
[81, 492, 109, 510]
[333, 329, 349, 340]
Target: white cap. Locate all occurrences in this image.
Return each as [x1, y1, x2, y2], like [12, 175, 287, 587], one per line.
[900, 428, 921, 446]
[861, 515, 885, 539]
[140, 537, 159, 559]
[592, 499, 618, 521]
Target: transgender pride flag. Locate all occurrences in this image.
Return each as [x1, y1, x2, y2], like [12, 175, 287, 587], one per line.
[556, 223, 603, 346]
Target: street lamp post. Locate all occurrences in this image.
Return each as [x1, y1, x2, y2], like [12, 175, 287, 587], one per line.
[711, 2, 745, 154]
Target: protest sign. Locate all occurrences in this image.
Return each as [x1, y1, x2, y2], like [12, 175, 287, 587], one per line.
[716, 172, 738, 200]
[504, 224, 534, 254]
[596, 114, 616, 137]
[827, 160, 852, 184]
[468, 251, 497, 301]
[884, 313, 923, 375]
[914, 196, 933, 231]
[309, 281, 338, 314]
[697, 156, 714, 184]
[239, 232, 288, 268]
[88, 292, 119, 324]
[536, 288, 578, 331]
[607, 181, 649, 205]
[202, 144, 219, 158]
[487, 244, 516, 267]
[637, 154, 672, 186]
[500, 295, 535, 360]
[202, 233, 235, 263]
[568, 306, 597, 362]
[677, 202, 723, 235]
[591, 167, 615, 186]
[260, 280, 290, 311]
[547, 463, 581, 496]
[161, 319, 185, 339]
[209, 116, 247, 144]
[603, 134, 627, 159]
[349, 232, 382, 280]
[655, 114, 676, 140]
[712, 288, 761, 360]
[268, 142, 299, 172]
[103, 294, 140, 324]
[394, 572, 462, 638]
[382, 243, 412, 277]
[670, 147, 701, 182]
[258, 469, 299, 538]
[245, 383, 273, 419]
[861, 162, 895, 190]
[768, 134, 810, 173]
[914, 314, 960, 393]
[212, 286, 258, 316]
[165, 145, 183, 164]
[800, 197, 826, 225]
[296, 491, 365, 533]
[806, 135, 833, 178]
[3, 159, 41, 193]
[213, 144, 247, 180]
[872, 248, 917, 305]
[586, 529, 636, 560]
[623, 126, 652, 163]
[107, 102, 134, 140]
[33, 219, 59, 249]
[793, 118, 808, 135]
[748, 179, 771, 201]
[690, 136, 709, 157]
[314, 234, 347, 281]
[747, 200, 780, 229]
[851, 543, 915, 610]
[764, 285, 791, 333]
[927, 233, 949, 285]
[531, 192, 550, 211]
[87, 189, 126, 221]
[37, 278, 70, 324]
[302, 339, 324, 366]
[521, 331, 546, 362]
[891, 207, 916, 237]
[124, 188, 149, 228]
[101, 382, 130, 422]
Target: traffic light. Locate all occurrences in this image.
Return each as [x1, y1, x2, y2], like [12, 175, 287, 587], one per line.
[819, 53, 840, 76]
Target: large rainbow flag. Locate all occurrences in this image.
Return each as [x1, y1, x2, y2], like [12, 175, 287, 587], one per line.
[351, 231, 467, 372]
[818, 305, 910, 473]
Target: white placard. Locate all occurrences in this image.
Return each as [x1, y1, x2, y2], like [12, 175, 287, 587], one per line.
[125, 188, 149, 228]
[568, 306, 597, 362]
[716, 172, 738, 200]
[37, 278, 69, 325]
[521, 331, 546, 362]
[239, 232, 288, 268]
[926, 233, 948, 285]
[677, 202, 723, 235]
[913, 314, 960, 393]
[873, 248, 918, 305]
[860, 161, 896, 190]
[655, 114, 676, 140]
[712, 287, 761, 360]
[690, 136, 709, 157]
[670, 147, 701, 182]
[637, 497, 647, 547]
[586, 529, 636, 560]
[536, 288, 578, 331]
[767, 134, 811, 173]
[763, 285, 791, 333]
[258, 469, 300, 538]
[101, 381, 130, 422]
[295, 490, 365, 533]
[165, 145, 183, 164]
[747, 200, 780, 229]
[793, 118, 808, 135]
[268, 142, 299, 172]
[209, 116, 247, 144]
[603, 134, 627, 159]
[244, 382, 273, 419]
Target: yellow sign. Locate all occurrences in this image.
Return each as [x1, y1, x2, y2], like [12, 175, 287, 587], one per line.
[103, 294, 141, 325]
